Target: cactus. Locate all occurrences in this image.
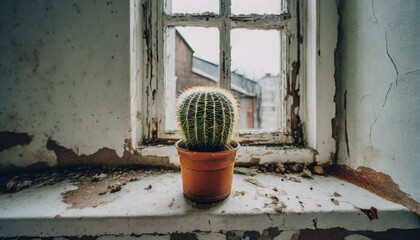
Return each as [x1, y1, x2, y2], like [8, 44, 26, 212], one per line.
[177, 86, 238, 152]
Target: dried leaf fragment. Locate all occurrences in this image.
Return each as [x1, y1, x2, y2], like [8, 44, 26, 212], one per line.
[286, 176, 301, 183]
[234, 167, 258, 176]
[313, 166, 324, 175]
[245, 178, 265, 188]
[144, 184, 152, 190]
[301, 168, 312, 178]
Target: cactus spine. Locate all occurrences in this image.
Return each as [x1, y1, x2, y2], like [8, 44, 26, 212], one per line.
[177, 86, 238, 152]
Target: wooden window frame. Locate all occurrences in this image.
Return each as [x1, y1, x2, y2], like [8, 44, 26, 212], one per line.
[130, 0, 338, 164]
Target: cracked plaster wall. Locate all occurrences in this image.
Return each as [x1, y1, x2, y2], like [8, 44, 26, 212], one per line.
[336, 0, 420, 202]
[0, 0, 130, 167]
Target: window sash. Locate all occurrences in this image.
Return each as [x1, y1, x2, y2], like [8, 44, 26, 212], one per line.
[142, 0, 301, 145]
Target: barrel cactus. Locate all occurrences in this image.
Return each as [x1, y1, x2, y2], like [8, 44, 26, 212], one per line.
[177, 86, 239, 152]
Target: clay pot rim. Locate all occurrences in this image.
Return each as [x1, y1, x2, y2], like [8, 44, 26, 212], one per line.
[175, 139, 240, 154]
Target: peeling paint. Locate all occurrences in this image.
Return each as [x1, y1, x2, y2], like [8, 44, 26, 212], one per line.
[332, 0, 344, 164]
[170, 232, 198, 240]
[0, 131, 32, 151]
[46, 139, 177, 169]
[288, 61, 304, 145]
[0, 0, 131, 167]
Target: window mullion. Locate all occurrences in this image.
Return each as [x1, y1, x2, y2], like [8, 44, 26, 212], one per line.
[230, 14, 290, 29]
[163, 14, 220, 28]
[219, 0, 231, 89]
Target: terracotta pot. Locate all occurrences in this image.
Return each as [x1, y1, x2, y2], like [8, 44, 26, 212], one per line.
[175, 140, 240, 203]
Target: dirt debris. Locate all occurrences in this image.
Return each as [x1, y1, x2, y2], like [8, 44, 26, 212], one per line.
[286, 176, 301, 183]
[108, 182, 123, 193]
[91, 173, 108, 182]
[233, 190, 246, 197]
[0, 166, 176, 209]
[330, 198, 340, 206]
[168, 198, 175, 208]
[274, 202, 287, 213]
[144, 184, 152, 190]
[236, 162, 326, 179]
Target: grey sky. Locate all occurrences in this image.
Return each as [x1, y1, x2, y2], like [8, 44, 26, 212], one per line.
[172, 0, 281, 80]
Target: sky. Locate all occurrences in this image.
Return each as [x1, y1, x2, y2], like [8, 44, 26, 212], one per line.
[172, 0, 282, 80]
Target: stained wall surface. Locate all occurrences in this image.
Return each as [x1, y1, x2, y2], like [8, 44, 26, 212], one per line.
[335, 0, 420, 202]
[0, 0, 130, 167]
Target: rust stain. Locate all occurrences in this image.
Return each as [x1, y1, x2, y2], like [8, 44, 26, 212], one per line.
[0, 131, 32, 151]
[136, 111, 142, 121]
[46, 139, 177, 169]
[360, 206, 379, 221]
[329, 165, 420, 216]
[124, 138, 133, 152]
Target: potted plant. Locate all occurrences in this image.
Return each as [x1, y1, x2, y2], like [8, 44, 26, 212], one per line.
[175, 86, 240, 203]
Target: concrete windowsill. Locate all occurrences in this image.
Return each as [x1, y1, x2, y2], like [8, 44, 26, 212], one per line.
[0, 170, 419, 238]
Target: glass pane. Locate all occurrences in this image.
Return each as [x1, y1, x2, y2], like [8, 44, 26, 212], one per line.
[165, 27, 219, 131]
[232, 0, 285, 15]
[231, 29, 281, 131]
[168, 0, 219, 14]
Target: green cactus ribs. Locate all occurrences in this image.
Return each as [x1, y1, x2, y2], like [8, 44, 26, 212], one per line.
[177, 86, 239, 152]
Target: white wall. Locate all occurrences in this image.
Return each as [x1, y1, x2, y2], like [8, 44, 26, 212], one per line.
[0, 0, 130, 167]
[336, 0, 420, 202]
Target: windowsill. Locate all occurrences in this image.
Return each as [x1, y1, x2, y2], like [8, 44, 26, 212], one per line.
[138, 145, 318, 168]
[1, 170, 418, 237]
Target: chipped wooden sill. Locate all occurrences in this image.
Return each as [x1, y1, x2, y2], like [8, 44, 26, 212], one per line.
[138, 144, 319, 169]
[0, 167, 419, 238]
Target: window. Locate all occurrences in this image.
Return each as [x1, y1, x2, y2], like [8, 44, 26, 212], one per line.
[139, 0, 302, 145]
[131, 0, 336, 164]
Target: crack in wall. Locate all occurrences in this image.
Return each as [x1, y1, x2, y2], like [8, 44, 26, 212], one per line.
[369, 32, 399, 148]
[369, 0, 379, 25]
[385, 31, 399, 85]
[381, 83, 393, 109]
[344, 91, 350, 158]
[332, 0, 344, 163]
[403, 68, 420, 76]
[369, 82, 392, 147]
